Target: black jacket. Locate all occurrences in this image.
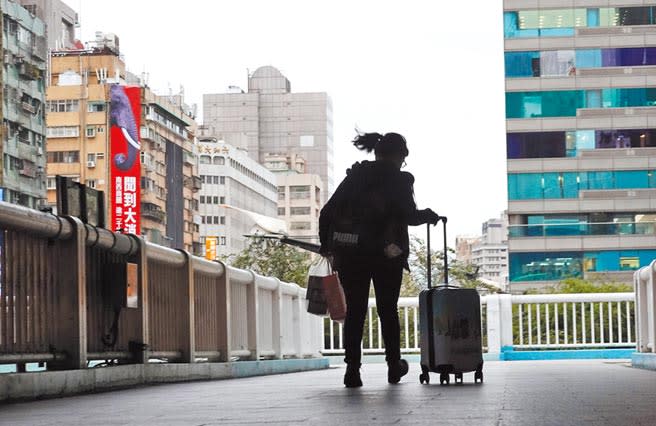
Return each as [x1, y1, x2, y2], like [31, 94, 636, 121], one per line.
[319, 161, 431, 270]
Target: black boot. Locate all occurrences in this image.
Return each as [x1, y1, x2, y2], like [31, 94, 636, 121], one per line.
[387, 359, 409, 384]
[344, 363, 362, 388]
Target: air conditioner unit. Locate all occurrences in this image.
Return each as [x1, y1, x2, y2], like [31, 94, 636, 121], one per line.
[87, 161, 96, 168]
[36, 147, 43, 156]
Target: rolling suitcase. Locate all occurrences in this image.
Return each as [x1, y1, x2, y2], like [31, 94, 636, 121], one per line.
[418, 218, 484, 385]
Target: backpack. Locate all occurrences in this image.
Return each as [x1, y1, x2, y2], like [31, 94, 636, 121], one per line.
[326, 178, 391, 256]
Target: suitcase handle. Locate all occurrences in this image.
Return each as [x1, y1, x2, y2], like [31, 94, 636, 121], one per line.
[426, 216, 448, 289]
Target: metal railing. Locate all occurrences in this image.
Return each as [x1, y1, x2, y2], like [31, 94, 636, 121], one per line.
[322, 292, 636, 356]
[511, 293, 635, 349]
[0, 201, 322, 369]
[634, 260, 656, 354]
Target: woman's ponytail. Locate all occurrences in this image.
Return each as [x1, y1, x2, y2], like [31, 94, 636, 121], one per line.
[352, 131, 409, 158]
[352, 132, 383, 153]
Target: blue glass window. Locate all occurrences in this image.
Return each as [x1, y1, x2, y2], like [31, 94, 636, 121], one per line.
[587, 8, 600, 27]
[616, 170, 649, 188]
[505, 51, 540, 77]
[506, 89, 656, 119]
[508, 174, 543, 200]
[543, 173, 562, 199]
[511, 249, 656, 282]
[562, 172, 579, 198]
[508, 170, 656, 200]
[505, 6, 656, 39]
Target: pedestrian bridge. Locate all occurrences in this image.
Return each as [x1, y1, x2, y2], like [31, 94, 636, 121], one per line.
[1, 201, 656, 424]
[2, 360, 655, 425]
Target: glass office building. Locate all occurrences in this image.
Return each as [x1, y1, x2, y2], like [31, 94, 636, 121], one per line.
[503, 1, 656, 292]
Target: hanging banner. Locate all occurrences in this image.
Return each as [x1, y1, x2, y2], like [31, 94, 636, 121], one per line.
[109, 85, 141, 235]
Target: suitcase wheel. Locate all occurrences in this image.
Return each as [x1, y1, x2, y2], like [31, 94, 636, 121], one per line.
[454, 372, 463, 384]
[419, 365, 430, 384]
[474, 370, 484, 384]
[419, 372, 430, 384]
[439, 372, 450, 385]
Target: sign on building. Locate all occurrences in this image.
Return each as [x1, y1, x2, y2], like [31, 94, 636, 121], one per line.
[109, 85, 141, 235]
[205, 236, 218, 260]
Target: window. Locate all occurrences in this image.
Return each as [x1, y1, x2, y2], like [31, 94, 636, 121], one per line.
[290, 185, 310, 199]
[220, 216, 225, 225]
[47, 126, 79, 138]
[47, 151, 79, 163]
[213, 176, 219, 184]
[219, 176, 225, 184]
[213, 216, 219, 224]
[97, 126, 105, 133]
[278, 207, 285, 216]
[200, 155, 211, 164]
[46, 176, 57, 190]
[47, 100, 79, 113]
[220, 236, 226, 245]
[201, 216, 206, 224]
[290, 221, 311, 230]
[200, 196, 205, 203]
[87, 153, 96, 162]
[219, 196, 225, 204]
[85, 179, 97, 188]
[213, 196, 219, 204]
[213, 156, 225, 165]
[96, 152, 105, 159]
[86, 126, 96, 138]
[87, 102, 105, 112]
[278, 186, 286, 200]
[291, 206, 311, 215]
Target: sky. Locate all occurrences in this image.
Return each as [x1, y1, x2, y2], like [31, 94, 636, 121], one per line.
[68, 0, 508, 245]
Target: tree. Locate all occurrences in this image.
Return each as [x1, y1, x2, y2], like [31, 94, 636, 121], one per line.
[404, 235, 501, 295]
[225, 238, 313, 287]
[546, 277, 632, 294]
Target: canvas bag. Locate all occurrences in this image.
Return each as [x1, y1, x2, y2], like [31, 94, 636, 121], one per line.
[306, 261, 328, 316]
[306, 257, 346, 322]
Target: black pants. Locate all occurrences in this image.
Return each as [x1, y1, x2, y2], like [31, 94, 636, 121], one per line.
[337, 255, 404, 366]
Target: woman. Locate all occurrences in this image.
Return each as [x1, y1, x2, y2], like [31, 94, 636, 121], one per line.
[319, 132, 439, 387]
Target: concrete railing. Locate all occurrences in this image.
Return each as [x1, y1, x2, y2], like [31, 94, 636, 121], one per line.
[634, 260, 656, 354]
[0, 201, 323, 371]
[322, 291, 636, 357]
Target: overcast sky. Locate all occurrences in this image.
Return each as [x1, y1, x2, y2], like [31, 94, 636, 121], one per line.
[68, 0, 507, 244]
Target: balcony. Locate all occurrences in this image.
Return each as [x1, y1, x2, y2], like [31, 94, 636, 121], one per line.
[141, 202, 165, 223]
[17, 62, 42, 81]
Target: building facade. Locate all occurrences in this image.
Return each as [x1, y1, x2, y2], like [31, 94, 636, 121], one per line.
[203, 65, 334, 200]
[504, 2, 656, 292]
[46, 36, 200, 253]
[455, 235, 480, 265]
[1, 0, 47, 208]
[18, 0, 78, 51]
[471, 213, 509, 288]
[140, 87, 201, 253]
[197, 137, 278, 258]
[263, 152, 323, 243]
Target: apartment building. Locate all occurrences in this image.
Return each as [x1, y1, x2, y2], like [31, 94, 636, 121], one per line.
[504, 2, 656, 292]
[46, 34, 200, 253]
[18, 0, 78, 51]
[197, 136, 278, 258]
[1, 0, 47, 208]
[471, 213, 509, 288]
[140, 87, 201, 253]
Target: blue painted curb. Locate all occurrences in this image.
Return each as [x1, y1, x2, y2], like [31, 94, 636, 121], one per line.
[501, 348, 633, 361]
[631, 352, 656, 371]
